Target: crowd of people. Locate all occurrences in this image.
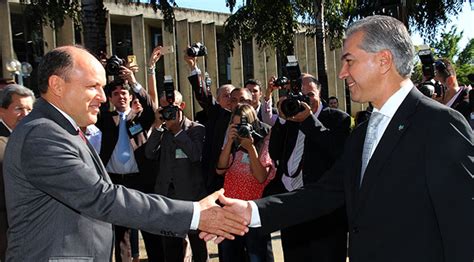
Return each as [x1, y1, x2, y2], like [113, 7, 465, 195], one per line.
[0, 14, 472, 262]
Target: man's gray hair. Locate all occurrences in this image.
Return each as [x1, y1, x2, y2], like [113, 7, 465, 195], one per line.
[0, 84, 35, 109]
[217, 84, 235, 98]
[346, 15, 415, 78]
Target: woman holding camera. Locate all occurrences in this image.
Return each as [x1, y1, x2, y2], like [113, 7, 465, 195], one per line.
[216, 104, 275, 262]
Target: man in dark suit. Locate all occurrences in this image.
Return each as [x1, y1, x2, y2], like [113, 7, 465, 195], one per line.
[145, 90, 208, 262]
[267, 75, 350, 261]
[0, 84, 35, 261]
[205, 15, 474, 262]
[2, 46, 248, 262]
[95, 69, 156, 261]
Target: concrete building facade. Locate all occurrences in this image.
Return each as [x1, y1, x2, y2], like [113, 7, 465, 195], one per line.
[1, 0, 366, 117]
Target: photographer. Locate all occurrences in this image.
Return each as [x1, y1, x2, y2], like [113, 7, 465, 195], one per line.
[216, 104, 274, 262]
[433, 58, 471, 121]
[145, 89, 208, 262]
[185, 52, 237, 193]
[96, 68, 157, 262]
[267, 74, 350, 262]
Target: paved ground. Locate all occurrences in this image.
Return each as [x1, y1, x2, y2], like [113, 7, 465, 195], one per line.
[133, 231, 284, 261]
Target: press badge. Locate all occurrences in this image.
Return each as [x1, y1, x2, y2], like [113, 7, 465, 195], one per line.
[241, 153, 250, 164]
[175, 148, 188, 159]
[128, 123, 143, 136]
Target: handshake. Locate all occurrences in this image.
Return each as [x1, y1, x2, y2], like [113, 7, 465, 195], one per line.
[197, 189, 253, 244]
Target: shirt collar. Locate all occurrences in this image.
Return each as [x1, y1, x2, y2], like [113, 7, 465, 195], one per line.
[373, 79, 413, 119]
[0, 120, 12, 133]
[48, 102, 80, 131]
[313, 101, 323, 118]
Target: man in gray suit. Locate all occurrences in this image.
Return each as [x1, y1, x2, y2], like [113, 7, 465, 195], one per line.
[145, 90, 208, 261]
[3, 45, 247, 261]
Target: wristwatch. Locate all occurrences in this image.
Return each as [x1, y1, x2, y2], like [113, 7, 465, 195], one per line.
[147, 66, 155, 75]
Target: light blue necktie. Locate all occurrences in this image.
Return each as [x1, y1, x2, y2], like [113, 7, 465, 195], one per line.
[117, 112, 131, 164]
[360, 111, 384, 185]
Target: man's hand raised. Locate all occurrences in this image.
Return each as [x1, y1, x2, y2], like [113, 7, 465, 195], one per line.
[198, 189, 249, 241]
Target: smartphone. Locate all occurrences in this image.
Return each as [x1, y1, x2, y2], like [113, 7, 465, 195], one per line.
[127, 55, 137, 67]
[160, 46, 174, 54]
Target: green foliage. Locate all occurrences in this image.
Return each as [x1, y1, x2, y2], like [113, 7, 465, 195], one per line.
[428, 27, 462, 61]
[456, 63, 474, 85]
[457, 38, 474, 65]
[20, 0, 81, 29]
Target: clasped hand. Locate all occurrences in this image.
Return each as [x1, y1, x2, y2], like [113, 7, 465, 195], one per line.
[198, 189, 253, 244]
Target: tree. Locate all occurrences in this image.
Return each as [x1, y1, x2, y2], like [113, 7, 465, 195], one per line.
[428, 26, 463, 62]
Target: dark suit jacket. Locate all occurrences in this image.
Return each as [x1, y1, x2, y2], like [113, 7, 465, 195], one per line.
[188, 73, 231, 192]
[256, 88, 474, 262]
[96, 87, 156, 192]
[145, 117, 207, 201]
[0, 122, 10, 261]
[3, 98, 193, 261]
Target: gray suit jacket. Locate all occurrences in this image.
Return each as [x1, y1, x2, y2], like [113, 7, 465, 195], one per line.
[3, 98, 194, 262]
[145, 117, 207, 201]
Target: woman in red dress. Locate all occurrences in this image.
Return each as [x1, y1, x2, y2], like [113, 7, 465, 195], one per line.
[216, 104, 275, 262]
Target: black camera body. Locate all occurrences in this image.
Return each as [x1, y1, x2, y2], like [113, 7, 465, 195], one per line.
[418, 49, 447, 98]
[160, 76, 179, 121]
[187, 42, 208, 57]
[105, 55, 126, 76]
[235, 115, 253, 138]
[279, 56, 308, 117]
[273, 76, 290, 87]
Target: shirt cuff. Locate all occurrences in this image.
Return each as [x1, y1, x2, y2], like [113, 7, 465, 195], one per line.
[248, 201, 262, 227]
[278, 117, 286, 125]
[130, 82, 143, 93]
[190, 67, 201, 76]
[263, 99, 272, 112]
[190, 202, 200, 230]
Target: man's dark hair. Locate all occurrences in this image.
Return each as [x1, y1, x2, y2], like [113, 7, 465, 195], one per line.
[303, 76, 322, 91]
[244, 79, 262, 88]
[0, 84, 35, 108]
[104, 78, 128, 97]
[37, 48, 75, 94]
[329, 96, 338, 102]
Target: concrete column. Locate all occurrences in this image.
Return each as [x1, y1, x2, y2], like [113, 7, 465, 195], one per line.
[175, 19, 194, 119]
[252, 38, 266, 85]
[296, 33, 308, 73]
[189, 21, 204, 114]
[230, 41, 244, 89]
[203, 23, 219, 96]
[131, 15, 147, 90]
[265, 47, 280, 103]
[42, 25, 56, 54]
[307, 36, 317, 77]
[326, 40, 337, 99]
[0, 0, 15, 78]
[161, 22, 177, 82]
[105, 11, 113, 57]
[56, 17, 75, 46]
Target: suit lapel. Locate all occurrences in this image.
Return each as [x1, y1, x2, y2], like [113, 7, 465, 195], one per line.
[354, 88, 421, 219]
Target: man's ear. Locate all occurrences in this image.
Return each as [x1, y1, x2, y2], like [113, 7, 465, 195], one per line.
[48, 75, 65, 97]
[179, 101, 186, 110]
[378, 50, 393, 74]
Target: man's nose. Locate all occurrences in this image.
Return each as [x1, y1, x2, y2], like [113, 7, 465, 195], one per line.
[338, 64, 348, 80]
[98, 88, 107, 103]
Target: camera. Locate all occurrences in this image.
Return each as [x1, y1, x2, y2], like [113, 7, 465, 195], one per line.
[105, 55, 126, 76]
[187, 42, 208, 57]
[278, 56, 309, 117]
[160, 76, 179, 121]
[418, 48, 446, 98]
[273, 76, 289, 87]
[235, 115, 253, 138]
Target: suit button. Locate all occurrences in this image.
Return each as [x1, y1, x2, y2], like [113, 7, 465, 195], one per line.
[352, 227, 359, 234]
